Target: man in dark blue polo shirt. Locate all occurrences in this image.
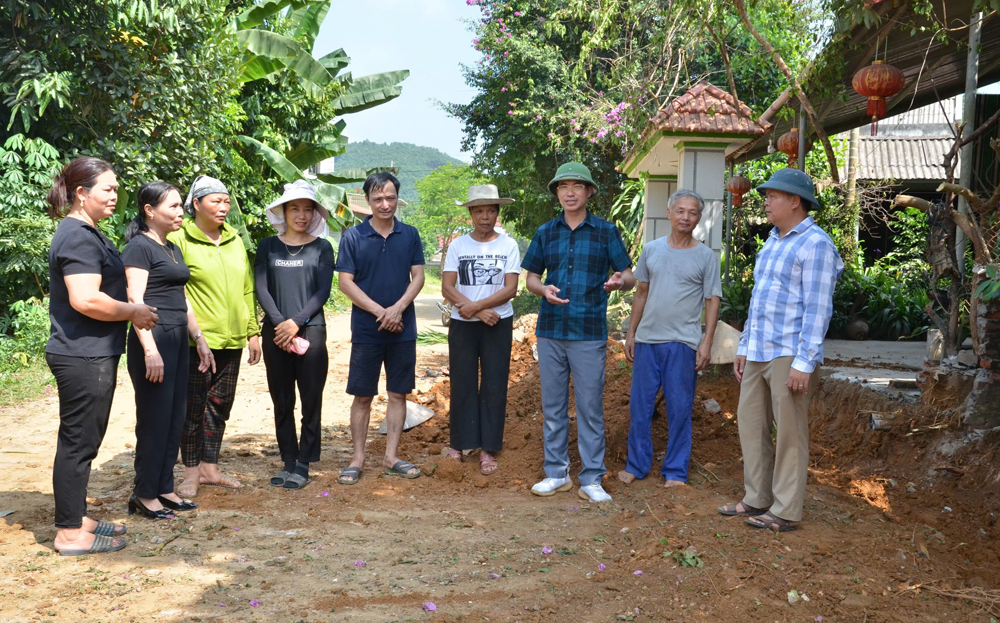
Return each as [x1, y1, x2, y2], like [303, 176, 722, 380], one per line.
[336, 172, 425, 484]
[523, 162, 634, 503]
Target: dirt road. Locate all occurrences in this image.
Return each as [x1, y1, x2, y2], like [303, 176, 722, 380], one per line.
[1, 295, 998, 623]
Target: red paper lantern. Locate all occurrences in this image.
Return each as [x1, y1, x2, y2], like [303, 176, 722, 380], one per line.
[777, 128, 799, 168]
[852, 60, 905, 135]
[726, 174, 752, 207]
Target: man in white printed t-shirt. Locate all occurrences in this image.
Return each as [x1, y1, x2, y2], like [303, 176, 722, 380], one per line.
[441, 185, 521, 476]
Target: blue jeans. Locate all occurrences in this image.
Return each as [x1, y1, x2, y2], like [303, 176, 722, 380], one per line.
[626, 342, 696, 482]
[537, 338, 607, 486]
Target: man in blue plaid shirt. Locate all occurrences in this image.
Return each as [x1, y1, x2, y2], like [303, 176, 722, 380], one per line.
[719, 168, 844, 532]
[522, 162, 634, 503]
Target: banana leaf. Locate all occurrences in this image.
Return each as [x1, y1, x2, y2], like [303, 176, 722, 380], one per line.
[234, 30, 331, 88]
[285, 137, 347, 171]
[330, 70, 409, 114]
[291, 0, 330, 48]
[240, 54, 285, 83]
[318, 48, 350, 79]
[237, 135, 303, 183]
[316, 166, 397, 184]
[234, 0, 313, 29]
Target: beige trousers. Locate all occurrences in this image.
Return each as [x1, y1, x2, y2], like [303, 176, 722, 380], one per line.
[736, 356, 817, 522]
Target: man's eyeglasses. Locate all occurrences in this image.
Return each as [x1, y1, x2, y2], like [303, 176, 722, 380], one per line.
[556, 183, 588, 193]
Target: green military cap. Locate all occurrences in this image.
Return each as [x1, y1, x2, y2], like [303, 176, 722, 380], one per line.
[547, 162, 599, 195]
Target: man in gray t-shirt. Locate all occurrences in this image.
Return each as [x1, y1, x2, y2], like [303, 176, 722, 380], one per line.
[619, 190, 722, 487]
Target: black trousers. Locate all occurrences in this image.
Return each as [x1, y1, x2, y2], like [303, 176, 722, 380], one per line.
[262, 323, 328, 464]
[46, 353, 120, 529]
[448, 315, 513, 452]
[182, 348, 242, 467]
[127, 324, 189, 499]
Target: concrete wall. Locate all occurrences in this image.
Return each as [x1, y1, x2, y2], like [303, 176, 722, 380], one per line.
[644, 146, 726, 260]
[643, 178, 677, 242]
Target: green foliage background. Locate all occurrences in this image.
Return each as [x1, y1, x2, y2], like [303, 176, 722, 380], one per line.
[0, 0, 407, 379]
[334, 140, 466, 204]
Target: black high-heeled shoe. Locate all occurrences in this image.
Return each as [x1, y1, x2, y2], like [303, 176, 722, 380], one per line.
[128, 494, 175, 519]
[157, 495, 197, 512]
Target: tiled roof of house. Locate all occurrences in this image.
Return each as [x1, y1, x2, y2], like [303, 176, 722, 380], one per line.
[649, 82, 772, 136]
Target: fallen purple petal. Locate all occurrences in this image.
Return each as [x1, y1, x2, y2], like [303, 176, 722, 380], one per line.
[541, 546, 553, 555]
[422, 601, 437, 611]
[219, 603, 225, 607]
[234, 527, 240, 531]
[634, 570, 643, 575]
[598, 563, 606, 571]
[249, 600, 259, 607]
[355, 559, 366, 567]
[321, 491, 329, 496]
[488, 573, 500, 579]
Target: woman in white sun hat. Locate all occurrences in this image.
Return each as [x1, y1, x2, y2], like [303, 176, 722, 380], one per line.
[442, 184, 521, 476]
[255, 180, 336, 489]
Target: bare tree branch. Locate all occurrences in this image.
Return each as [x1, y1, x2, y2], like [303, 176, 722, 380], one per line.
[732, 0, 840, 183]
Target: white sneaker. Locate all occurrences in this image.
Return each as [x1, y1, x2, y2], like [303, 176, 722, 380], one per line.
[578, 483, 612, 502]
[531, 477, 573, 497]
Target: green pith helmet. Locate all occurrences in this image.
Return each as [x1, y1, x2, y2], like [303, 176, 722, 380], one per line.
[547, 162, 599, 195]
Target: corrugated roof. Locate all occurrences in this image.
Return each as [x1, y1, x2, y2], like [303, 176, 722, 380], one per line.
[648, 82, 772, 136]
[846, 136, 961, 181]
[744, 0, 1000, 161]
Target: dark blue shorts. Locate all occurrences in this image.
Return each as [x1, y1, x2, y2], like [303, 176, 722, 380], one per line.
[346, 340, 417, 397]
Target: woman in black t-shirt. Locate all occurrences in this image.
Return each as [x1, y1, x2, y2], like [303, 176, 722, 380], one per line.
[255, 180, 335, 489]
[45, 157, 158, 556]
[122, 183, 215, 520]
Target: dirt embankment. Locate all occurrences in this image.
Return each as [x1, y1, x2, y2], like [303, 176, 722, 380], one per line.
[2, 311, 1000, 622]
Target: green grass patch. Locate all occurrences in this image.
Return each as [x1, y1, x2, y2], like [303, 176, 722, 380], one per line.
[0, 361, 54, 405]
[416, 329, 449, 345]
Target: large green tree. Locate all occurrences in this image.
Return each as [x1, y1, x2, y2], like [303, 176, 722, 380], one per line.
[449, 0, 820, 237]
[410, 163, 486, 261]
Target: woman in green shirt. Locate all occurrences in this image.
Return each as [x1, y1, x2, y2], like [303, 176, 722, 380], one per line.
[168, 176, 260, 498]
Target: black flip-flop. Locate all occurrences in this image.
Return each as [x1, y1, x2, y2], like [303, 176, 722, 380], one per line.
[385, 461, 421, 479]
[58, 534, 126, 556]
[337, 466, 362, 485]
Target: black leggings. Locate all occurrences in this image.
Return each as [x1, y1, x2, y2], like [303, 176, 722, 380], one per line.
[46, 353, 120, 529]
[447, 316, 513, 452]
[127, 324, 189, 499]
[262, 323, 328, 464]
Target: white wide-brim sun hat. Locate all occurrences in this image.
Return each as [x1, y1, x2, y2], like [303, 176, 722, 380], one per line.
[456, 184, 515, 208]
[266, 180, 331, 238]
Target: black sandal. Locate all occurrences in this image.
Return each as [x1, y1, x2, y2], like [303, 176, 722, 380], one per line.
[92, 520, 127, 536]
[282, 472, 310, 489]
[745, 511, 798, 532]
[58, 534, 127, 556]
[270, 470, 291, 487]
[718, 502, 768, 517]
[337, 466, 362, 485]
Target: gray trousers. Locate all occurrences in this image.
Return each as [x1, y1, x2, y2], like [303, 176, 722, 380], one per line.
[537, 337, 607, 486]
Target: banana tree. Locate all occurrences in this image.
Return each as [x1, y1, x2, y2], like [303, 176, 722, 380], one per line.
[237, 135, 395, 233]
[232, 0, 408, 229]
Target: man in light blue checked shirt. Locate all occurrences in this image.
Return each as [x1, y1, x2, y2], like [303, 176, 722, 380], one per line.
[718, 168, 843, 533]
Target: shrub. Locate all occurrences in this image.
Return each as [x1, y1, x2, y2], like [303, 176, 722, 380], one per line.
[0, 297, 50, 374]
[511, 286, 540, 318]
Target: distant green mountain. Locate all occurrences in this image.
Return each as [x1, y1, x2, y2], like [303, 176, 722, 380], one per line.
[334, 140, 465, 204]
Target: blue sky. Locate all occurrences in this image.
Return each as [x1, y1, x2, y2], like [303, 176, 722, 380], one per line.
[313, 1, 481, 161]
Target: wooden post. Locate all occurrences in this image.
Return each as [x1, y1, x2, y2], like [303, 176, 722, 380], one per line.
[956, 11, 982, 263]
